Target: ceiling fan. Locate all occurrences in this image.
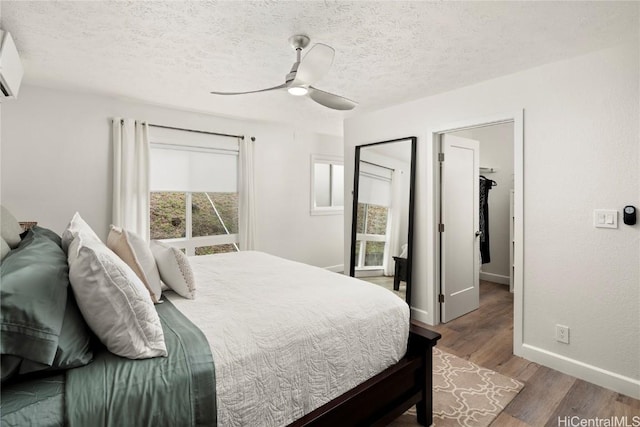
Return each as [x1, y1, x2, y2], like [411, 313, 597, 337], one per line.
[211, 35, 357, 111]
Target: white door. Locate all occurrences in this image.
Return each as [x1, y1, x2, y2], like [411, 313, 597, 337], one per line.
[440, 134, 480, 323]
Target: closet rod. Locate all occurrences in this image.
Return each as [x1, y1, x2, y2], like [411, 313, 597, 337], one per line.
[360, 160, 395, 172]
[148, 123, 245, 140]
[479, 167, 496, 173]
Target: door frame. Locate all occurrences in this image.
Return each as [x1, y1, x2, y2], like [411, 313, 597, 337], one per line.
[431, 110, 524, 356]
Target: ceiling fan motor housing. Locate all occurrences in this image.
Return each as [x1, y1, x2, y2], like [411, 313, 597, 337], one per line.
[288, 34, 310, 50]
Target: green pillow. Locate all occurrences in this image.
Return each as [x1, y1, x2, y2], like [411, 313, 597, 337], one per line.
[30, 225, 63, 248]
[15, 294, 94, 376]
[0, 229, 93, 381]
[50, 290, 94, 370]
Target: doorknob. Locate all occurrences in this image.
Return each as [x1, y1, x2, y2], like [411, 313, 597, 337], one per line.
[475, 231, 482, 237]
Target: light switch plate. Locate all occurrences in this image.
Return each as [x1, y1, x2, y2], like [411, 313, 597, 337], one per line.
[594, 209, 618, 228]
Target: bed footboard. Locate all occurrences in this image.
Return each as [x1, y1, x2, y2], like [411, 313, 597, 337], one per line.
[409, 322, 442, 426]
[289, 322, 441, 427]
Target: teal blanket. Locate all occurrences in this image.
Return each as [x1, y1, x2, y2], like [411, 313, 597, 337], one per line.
[1, 299, 216, 427]
[0, 374, 65, 427]
[66, 298, 216, 426]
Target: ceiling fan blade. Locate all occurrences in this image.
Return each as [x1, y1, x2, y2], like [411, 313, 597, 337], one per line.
[308, 87, 357, 111]
[211, 83, 287, 95]
[292, 43, 335, 86]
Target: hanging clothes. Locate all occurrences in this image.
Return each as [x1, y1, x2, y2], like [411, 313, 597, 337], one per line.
[479, 176, 496, 264]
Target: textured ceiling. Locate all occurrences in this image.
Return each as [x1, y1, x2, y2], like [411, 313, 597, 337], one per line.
[1, 1, 638, 135]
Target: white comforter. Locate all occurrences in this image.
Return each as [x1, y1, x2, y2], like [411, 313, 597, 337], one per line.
[166, 251, 409, 427]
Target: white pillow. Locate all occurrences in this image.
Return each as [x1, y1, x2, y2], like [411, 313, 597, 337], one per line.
[1, 237, 11, 261]
[68, 235, 167, 359]
[1, 205, 23, 248]
[107, 226, 162, 303]
[150, 240, 196, 299]
[61, 212, 101, 251]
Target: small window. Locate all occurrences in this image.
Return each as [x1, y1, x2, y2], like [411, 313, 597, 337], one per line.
[311, 155, 344, 215]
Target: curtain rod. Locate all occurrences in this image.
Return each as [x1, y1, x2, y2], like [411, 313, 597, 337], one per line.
[148, 123, 245, 140]
[360, 159, 395, 172]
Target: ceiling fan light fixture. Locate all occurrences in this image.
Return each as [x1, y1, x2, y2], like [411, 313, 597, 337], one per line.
[210, 35, 357, 110]
[288, 86, 308, 96]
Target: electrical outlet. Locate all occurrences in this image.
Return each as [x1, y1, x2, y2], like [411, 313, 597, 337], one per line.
[556, 324, 570, 344]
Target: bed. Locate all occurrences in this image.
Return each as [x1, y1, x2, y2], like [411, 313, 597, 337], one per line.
[0, 214, 440, 426]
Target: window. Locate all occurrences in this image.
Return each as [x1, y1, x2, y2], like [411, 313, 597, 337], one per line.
[311, 155, 344, 215]
[149, 127, 239, 256]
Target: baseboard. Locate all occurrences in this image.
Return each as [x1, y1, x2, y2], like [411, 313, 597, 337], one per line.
[520, 343, 640, 399]
[410, 307, 433, 326]
[324, 264, 344, 273]
[479, 271, 509, 285]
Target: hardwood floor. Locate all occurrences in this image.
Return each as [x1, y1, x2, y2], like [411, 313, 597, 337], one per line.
[420, 281, 640, 426]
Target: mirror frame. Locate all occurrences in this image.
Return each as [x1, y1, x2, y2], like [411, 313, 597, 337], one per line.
[349, 136, 417, 304]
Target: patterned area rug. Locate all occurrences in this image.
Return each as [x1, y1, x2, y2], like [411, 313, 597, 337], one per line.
[388, 348, 524, 427]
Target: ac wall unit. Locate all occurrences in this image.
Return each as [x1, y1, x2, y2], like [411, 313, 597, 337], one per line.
[0, 30, 24, 99]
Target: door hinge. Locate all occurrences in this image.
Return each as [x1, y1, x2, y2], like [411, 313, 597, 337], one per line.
[438, 152, 445, 162]
[438, 223, 445, 232]
[438, 294, 445, 303]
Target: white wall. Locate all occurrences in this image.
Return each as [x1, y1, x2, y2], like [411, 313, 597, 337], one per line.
[450, 123, 514, 283]
[344, 42, 639, 397]
[1, 85, 344, 269]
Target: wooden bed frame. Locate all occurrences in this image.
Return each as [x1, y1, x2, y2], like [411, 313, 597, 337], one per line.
[290, 322, 441, 427]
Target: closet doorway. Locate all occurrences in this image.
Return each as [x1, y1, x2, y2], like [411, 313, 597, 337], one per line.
[438, 120, 516, 324]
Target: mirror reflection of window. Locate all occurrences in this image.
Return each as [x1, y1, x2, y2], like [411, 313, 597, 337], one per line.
[311, 155, 344, 215]
[355, 203, 388, 268]
[354, 163, 392, 269]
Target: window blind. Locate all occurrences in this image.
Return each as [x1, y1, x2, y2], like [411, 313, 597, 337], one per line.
[358, 163, 392, 207]
[149, 126, 239, 193]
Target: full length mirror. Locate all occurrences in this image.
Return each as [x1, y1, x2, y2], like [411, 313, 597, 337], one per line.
[349, 137, 417, 304]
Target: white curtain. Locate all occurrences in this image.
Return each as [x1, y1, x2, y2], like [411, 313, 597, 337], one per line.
[112, 118, 150, 241]
[238, 137, 256, 250]
[383, 170, 404, 276]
